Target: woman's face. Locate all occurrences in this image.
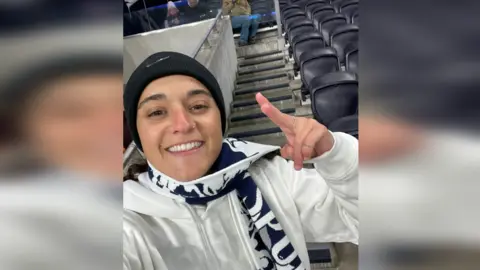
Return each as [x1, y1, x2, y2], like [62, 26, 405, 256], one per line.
[136, 75, 223, 181]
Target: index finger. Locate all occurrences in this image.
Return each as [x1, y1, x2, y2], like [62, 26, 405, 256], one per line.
[255, 92, 293, 129]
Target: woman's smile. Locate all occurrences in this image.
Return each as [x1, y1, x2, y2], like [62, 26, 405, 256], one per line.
[165, 140, 205, 156]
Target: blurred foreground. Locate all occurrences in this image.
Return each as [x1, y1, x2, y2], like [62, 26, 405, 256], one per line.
[0, 2, 123, 270]
[360, 1, 480, 269]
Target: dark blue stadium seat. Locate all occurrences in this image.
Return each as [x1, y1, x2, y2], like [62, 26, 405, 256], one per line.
[344, 42, 358, 73]
[338, 0, 358, 23]
[300, 48, 340, 94]
[351, 10, 358, 25]
[281, 5, 303, 23]
[305, 1, 328, 18]
[310, 71, 358, 126]
[284, 12, 307, 32]
[327, 114, 358, 138]
[316, 13, 347, 44]
[290, 0, 310, 9]
[292, 32, 325, 67]
[310, 5, 335, 22]
[330, 24, 358, 63]
[287, 19, 316, 45]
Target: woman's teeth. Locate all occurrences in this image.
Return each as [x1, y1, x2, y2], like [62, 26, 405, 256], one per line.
[167, 142, 203, 153]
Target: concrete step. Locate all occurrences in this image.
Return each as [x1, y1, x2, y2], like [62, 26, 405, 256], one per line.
[238, 60, 286, 76]
[235, 76, 290, 91]
[240, 49, 282, 60]
[234, 81, 291, 96]
[237, 67, 292, 84]
[238, 53, 285, 67]
[230, 106, 296, 123]
[236, 40, 280, 59]
[232, 99, 295, 112]
[229, 115, 279, 128]
[234, 27, 278, 41]
[233, 87, 294, 103]
[232, 93, 293, 108]
[227, 121, 281, 139]
[236, 71, 288, 85]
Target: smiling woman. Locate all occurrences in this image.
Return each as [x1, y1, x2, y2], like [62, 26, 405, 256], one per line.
[123, 52, 359, 270]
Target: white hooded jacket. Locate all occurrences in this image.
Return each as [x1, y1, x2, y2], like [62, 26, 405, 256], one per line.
[123, 132, 359, 270]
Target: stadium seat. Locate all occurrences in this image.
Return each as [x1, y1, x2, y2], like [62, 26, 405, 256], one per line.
[338, 0, 359, 22]
[281, 5, 302, 15]
[330, 24, 358, 63]
[310, 71, 358, 126]
[292, 32, 325, 68]
[287, 19, 316, 45]
[344, 42, 358, 73]
[281, 6, 303, 23]
[290, 0, 310, 9]
[351, 10, 358, 25]
[300, 47, 340, 92]
[327, 114, 358, 138]
[305, 1, 328, 18]
[310, 5, 335, 22]
[284, 12, 307, 32]
[316, 13, 348, 45]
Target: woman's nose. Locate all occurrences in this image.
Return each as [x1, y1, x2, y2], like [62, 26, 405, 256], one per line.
[171, 108, 195, 133]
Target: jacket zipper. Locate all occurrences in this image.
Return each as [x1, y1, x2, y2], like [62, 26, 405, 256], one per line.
[185, 205, 221, 270]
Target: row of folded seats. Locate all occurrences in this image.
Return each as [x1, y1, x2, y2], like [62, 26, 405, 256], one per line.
[280, 0, 358, 138]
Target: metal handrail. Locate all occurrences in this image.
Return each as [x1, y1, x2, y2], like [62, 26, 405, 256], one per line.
[192, 9, 223, 58]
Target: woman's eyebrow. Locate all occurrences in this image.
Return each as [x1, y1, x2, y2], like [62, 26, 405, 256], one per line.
[187, 89, 212, 98]
[137, 93, 166, 110]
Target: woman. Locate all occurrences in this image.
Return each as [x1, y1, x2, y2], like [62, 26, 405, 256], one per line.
[123, 52, 358, 270]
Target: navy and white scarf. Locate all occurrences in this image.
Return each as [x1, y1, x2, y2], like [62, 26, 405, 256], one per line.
[147, 138, 305, 270]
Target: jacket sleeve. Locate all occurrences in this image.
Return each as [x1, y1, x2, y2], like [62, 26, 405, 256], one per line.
[276, 132, 359, 244]
[222, 0, 234, 15]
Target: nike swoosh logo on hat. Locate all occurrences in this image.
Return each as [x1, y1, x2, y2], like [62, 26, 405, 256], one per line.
[146, 56, 170, 67]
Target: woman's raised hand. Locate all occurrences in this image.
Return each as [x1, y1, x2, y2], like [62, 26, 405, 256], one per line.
[255, 93, 334, 170]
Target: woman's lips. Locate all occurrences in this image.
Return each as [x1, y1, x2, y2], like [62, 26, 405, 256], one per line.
[165, 141, 204, 156]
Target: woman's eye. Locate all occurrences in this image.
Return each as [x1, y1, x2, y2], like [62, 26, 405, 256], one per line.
[147, 110, 166, 118]
[190, 104, 209, 112]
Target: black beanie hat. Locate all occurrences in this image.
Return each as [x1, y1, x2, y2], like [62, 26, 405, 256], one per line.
[124, 51, 226, 151]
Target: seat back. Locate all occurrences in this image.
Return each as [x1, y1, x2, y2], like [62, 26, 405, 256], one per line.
[292, 33, 325, 64]
[300, 48, 340, 90]
[305, 1, 328, 18]
[344, 42, 358, 73]
[311, 71, 358, 125]
[318, 14, 348, 45]
[288, 19, 316, 43]
[330, 24, 358, 63]
[327, 114, 358, 138]
[339, 0, 358, 22]
[311, 5, 335, 24]
[281, 6, 303, 22]
[351, 10, 358, 25]
[285, 13, 307, 31]
[291, 0, 310, 9]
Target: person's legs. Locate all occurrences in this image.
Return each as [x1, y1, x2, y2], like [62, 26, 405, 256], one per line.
[249, 14, 261, 43]
[231, 15, 251, 45]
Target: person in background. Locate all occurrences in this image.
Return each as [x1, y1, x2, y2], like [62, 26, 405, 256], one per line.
[173, 0, 209, 26]
[126, 0, 182, 30]
[222, 0, 260, 46]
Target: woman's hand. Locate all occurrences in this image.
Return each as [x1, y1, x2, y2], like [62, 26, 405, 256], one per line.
[256, 93, 334, 170]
